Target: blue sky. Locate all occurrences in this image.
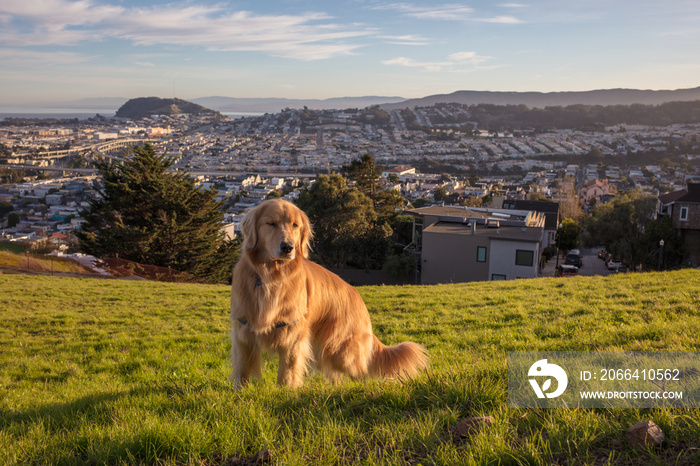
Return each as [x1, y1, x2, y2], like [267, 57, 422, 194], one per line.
[1, 0, 699, 105]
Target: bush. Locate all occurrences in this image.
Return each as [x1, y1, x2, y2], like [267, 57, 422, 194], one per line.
[383, 253, 416, 281]
[542, 246, 558, 262]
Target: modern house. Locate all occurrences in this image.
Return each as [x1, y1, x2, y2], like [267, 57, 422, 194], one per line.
[657, 183, 700, 266]
[404, 205, 545, 284]
[502, 199, 560, 248]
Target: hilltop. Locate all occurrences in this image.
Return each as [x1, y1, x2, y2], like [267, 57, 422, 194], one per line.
[2, 270, 700, 464]
[115, 97, 222, 119]
[381, 86, 700, 110]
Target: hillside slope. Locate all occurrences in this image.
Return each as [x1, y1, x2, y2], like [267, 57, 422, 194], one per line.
[381, 86, 700, 110]
[115, 97, 221, 119]
[2, 270, 699, 464]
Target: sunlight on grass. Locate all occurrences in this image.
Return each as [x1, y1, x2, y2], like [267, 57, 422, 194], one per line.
[1, 270, 700, 464]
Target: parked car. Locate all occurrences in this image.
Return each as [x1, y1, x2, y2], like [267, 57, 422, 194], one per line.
[598, 249, 607, 259]
[607, 259, 622, 270]
[565, 251, 583, 267]
[556, 264, 579, 277]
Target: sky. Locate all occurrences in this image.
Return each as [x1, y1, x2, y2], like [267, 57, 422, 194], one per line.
[1, 0, 700, 105]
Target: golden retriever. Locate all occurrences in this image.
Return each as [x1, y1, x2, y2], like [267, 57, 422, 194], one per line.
[229, 198, 428, 388]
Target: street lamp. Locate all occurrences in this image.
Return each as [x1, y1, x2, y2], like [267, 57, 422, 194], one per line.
[658, 239, 665, 271]
[555, 222, 563, 271]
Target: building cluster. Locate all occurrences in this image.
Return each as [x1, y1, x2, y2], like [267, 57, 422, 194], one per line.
[2, 105, 700, 279]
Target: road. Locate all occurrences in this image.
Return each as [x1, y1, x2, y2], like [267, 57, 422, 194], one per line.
[576, 248, 612, 277]
[540, 247, 613, 278]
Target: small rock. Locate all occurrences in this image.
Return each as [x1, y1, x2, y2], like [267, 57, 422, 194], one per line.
[450, 416, 495, 439]
[626, 420, 665, 448]
[253, 449, 272, 464]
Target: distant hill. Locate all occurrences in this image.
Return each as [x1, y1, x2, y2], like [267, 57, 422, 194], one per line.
[115, 97, 221, 119]
[191, 95, 406, 114]
[380, 86, 700, 111]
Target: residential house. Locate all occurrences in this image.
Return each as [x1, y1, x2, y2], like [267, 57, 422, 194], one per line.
[382, 166, 416, 178]
[579, 179, 611, 206]
[503, 199, 560, 247]
[657, 183, 700, 266]
[404, 205, 545, 284]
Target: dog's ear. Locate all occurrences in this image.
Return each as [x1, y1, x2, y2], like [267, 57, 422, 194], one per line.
[241, 204, 259, 251]
[297, 207, 313, 259]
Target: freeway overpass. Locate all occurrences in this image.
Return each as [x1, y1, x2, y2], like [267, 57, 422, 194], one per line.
[0, 164, 317, 179]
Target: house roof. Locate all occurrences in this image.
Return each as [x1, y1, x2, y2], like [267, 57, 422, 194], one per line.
[659, 183, 700, 204]
[424, 221, 543, 243]
[405, 204, 543, 227]
[509, 200, 560, 214]
[659, 189, 687, 204]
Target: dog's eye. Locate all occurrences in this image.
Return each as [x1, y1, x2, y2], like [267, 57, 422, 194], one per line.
[268, 221, 277, 227]
[292, 223, 299, 229]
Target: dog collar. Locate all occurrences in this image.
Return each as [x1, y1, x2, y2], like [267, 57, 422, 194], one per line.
[237, 317, 300, 329]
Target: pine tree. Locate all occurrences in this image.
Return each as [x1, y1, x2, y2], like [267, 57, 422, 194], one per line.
[77, 143, 239, 283]
[295, 174, 392, 269]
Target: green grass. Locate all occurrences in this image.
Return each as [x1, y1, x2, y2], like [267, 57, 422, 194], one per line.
[0, 250, 97, 275]
[1, 270, 700, 465]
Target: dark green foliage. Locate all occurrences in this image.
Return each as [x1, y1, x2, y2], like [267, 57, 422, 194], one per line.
[638, 215, 686, 270]
[382, 253, 416, 281]
[0, 201, 13, 218]
[295, 174, 392, 269]
[555, 218, 582, 255]
[7, 212, 20, 228]
[76, 143, 239, 283]
[464, 100, 700, 131]
[115, 97, 221, 119]
[342, 153, 382, 199]
[585, 190, 673, 270]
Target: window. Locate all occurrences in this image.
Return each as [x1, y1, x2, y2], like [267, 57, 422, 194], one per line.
[680, 206, 689, 221]
[477, 246, 487, 262]
[515, 249, 534, 267]
[491, 274, 506, 281]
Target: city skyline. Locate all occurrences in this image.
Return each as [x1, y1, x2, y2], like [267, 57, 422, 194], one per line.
[1, 0, 700, 105]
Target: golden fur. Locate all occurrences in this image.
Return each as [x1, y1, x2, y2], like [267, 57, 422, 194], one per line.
[229, 198, 428, 388]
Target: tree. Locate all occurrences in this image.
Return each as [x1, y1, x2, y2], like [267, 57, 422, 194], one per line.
[639, 216, 685, 270]
[7, 212, 20, 228]
[585, 190, 657, 269]
[0, 201, 13, 218]
[433, 186, 448, 202]
[342, 153, 382, 200]
[76, 144, 239, 283]
[295, 174, 392, 269]
[555, 218, 581, 256]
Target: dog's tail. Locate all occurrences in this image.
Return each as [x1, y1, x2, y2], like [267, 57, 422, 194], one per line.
[368, 334, 428, 379]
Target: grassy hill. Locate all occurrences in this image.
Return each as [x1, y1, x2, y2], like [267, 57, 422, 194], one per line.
[1, 270, 700, 465]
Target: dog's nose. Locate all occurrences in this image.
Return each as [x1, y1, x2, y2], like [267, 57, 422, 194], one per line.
[280, 242, 294, 255]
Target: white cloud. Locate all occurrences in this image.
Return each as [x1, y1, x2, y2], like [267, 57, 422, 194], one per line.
[372, 3, 523, 23]
[383, 51, 490, 71]
[0, 1, 373, 60]
[373, 3, 474, 20]
[378, 34, 431, 45]
[478, 15, 523, 24]
[0, 47, 90, 65]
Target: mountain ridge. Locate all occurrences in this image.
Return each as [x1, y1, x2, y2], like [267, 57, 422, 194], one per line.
[380, 86, 700, 110]
[15, 86, 700, 116]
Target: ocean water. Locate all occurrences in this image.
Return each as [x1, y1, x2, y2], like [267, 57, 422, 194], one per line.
[0, 107, 117, 120]
[0, 108, 262, 120]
